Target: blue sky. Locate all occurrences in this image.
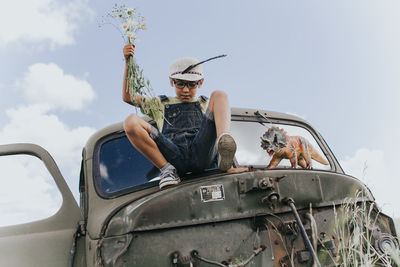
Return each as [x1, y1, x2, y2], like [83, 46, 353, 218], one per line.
[1, 0, 399, 224]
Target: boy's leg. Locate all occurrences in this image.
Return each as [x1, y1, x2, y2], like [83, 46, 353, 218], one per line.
[124, 114, 180, 188]
[207, 90, 231, 137]
[207, 91, 237, 171]
[124, 114, 167, 168]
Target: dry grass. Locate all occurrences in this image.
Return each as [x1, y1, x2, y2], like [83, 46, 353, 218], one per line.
[395, 218, 400, 240]
[329, 191, 400, 266]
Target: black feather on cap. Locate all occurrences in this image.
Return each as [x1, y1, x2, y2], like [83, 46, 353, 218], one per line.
[181, 54, 227, 74]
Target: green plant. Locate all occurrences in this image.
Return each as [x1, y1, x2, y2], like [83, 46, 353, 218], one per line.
[100, 4, 162, 117]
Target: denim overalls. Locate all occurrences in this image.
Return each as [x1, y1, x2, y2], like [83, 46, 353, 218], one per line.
[151, 97, 217, 175]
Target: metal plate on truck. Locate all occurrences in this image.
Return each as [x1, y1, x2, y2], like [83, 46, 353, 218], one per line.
[200, 184, 225, 202]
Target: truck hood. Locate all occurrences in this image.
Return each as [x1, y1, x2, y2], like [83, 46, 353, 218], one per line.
[103, 170, 372, 237]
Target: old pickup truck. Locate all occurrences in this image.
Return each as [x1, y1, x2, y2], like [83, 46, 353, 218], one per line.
[0, 108, 398, 267]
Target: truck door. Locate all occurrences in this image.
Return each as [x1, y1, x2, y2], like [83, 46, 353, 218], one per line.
[0, 144, 83, 267]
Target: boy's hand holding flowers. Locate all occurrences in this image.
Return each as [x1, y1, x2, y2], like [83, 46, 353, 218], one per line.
[123, 44, 135, 62]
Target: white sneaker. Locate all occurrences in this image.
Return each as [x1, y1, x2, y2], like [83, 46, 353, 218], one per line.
[159, 166, 180, 189]
[216, 133, 237, 171]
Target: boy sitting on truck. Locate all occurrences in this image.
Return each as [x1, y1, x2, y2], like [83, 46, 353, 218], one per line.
[122, 44, 237, 189]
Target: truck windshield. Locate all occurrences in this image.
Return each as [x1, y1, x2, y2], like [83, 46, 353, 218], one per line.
[94, 135, 156, 197]
[94, 120, 331, 197]
[231, 120, 331, 170]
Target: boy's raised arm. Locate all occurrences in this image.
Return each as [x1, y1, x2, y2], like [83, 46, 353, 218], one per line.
[122, 43, 142, 106]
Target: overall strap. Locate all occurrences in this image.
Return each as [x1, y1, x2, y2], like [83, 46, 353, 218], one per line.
[199, 95, 208, 102]
[199, 95, 209, 113]
[159, 95, 169, 102]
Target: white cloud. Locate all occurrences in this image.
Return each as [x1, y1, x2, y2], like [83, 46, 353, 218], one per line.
[340, 148, 400, 218]
[340, 148, 385, 183]
[18, 63, 95, 111]
[0, 155, 62, 226]
[0, 61, 97, 225]
[0, 104, 95, 166]
[0, 104, 96, 225]
[0, 0, 93, 48]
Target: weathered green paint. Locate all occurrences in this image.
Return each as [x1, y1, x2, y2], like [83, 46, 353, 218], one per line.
[104, 170, 371, 236]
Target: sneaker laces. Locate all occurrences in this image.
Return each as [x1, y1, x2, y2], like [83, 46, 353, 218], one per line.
[160, 167, 177, 179]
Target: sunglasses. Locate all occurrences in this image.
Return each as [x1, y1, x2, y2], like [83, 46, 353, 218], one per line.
[173, 79, 200, 89]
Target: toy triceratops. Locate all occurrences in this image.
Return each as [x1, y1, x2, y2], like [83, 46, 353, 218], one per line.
[260, 127, 329, 169]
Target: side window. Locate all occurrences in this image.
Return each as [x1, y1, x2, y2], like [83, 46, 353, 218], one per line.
[94, 135, 157, 197]
[0, 154, 62, 227]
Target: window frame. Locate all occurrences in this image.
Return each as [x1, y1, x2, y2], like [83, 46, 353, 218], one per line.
[92, 131, 159, 199]
[231, 115, 336, 171]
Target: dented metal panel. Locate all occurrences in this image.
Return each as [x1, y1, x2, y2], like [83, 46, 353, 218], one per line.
[104, 170, 372, 237]
[100, 218, 274, 266]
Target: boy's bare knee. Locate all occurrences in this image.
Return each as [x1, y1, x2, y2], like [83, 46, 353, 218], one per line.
[210, 90, 228, 100]
[208, 91, 229, 112]
[124, 114, 143, 135]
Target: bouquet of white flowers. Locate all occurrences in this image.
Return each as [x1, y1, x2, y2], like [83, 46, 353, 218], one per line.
[101, 5, 161, 116]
